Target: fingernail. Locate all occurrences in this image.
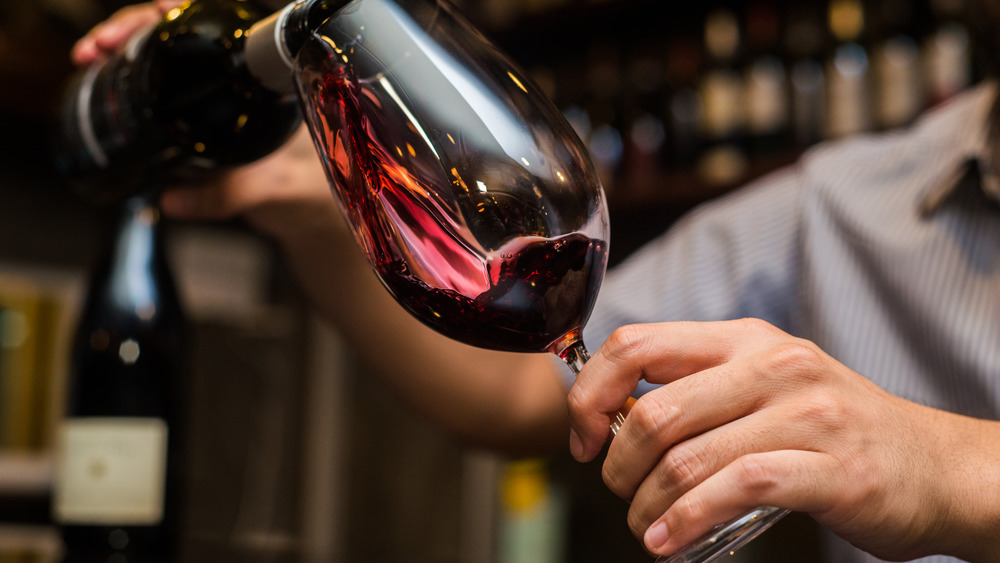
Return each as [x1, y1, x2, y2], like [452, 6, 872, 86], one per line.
[644, 521, 669, 552]
[569, 429, 584, 460]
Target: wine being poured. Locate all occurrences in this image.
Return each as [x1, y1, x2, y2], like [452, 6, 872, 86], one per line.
[254, 0, 789, 560]
[293, 6, 607, 354]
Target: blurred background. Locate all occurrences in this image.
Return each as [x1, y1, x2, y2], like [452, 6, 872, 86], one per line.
[0, 0, 978, 561]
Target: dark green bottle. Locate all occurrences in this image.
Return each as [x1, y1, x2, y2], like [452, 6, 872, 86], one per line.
[55, 193, 186, 562]
[56, 0, 302, 203]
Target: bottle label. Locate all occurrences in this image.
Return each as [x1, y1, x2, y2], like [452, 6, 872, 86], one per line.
[54, 418, 168, 525]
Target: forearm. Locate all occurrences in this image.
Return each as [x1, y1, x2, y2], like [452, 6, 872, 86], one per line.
[274, 219, 569, 455]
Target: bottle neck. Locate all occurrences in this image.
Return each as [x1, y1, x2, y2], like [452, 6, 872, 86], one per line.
[107, 194, 167, 318]
[244, 0, 353, 94]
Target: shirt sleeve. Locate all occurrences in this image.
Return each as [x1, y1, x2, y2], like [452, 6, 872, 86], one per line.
[557, 164, 807, 392]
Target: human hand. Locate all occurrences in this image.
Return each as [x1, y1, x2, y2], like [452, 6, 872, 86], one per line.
[70, 2, 340, 242]
[567, 319, 1000, 561]
[72, 0, 186, 65]
[158, 124, 345, 246]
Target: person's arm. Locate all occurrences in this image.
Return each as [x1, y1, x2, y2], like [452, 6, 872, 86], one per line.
[165, 128, 569, 454]
[567, 319, 1000, 561]
[73, 4, 569, 455]
[275, 199, 570, 454]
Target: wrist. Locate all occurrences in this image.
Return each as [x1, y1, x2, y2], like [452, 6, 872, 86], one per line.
[927, 410, 1000, 561]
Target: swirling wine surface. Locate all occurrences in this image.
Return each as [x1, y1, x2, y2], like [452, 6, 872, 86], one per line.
[297, 41, 606, 353]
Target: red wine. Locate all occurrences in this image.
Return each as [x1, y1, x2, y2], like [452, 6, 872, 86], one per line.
[381, 233, 604, 352]
[294, 13, 607, 352]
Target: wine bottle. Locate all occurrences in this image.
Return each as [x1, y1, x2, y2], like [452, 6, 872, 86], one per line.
[784, 1, 829, 148]
[621, 43, 667, 200]
[924, 0, 972, 106]
[582, 40, 625, 195]
[53, 193, 187, 562]
[663, 35, 704, 173]
[743, 0, 791, 158]
[55, 0, 303, 203]
[824, 0, 873, 138]
[497, 459, 567, 563]
[696, 8, 749, 188]
[871, 0, 925, 129]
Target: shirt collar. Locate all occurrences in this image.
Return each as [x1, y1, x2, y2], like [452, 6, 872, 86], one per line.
[920, 82, 1000, 216]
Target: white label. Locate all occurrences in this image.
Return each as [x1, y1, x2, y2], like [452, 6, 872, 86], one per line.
[54, 418, 168, 525]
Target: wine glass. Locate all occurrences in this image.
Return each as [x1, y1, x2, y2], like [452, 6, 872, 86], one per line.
[289, 0, 787, 560]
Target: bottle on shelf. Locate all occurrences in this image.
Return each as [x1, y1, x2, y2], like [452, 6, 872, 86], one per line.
[784, 1, 829, 149]
[824, 0, 873, 138]
[54, 0, 303, 204]
[496, 459, 567, 563]
[54, 192, 187, 563]
[869, 0, 925, 129]
[556, 63, 594, 151]
[663, 35, 704, 174]
[923, 0, 972, 106]
[620, 40, 668, 200]
[742, 0, 791, 158]
[580, 39, 626, 195]
[696, 7, 749, 188]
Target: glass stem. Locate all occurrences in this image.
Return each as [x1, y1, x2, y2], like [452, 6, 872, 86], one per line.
[556, 339, 629, 436]
[559, 338, 590, 375]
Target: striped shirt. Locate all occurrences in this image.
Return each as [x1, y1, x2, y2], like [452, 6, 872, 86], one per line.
[572, 82, 1000, 563]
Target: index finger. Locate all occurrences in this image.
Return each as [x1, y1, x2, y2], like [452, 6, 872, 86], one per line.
[567, 319, 766, 461]
[72, 1, 184, 66]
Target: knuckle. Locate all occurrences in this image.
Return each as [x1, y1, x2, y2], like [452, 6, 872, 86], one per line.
[795, 392, 849, 430]
[734, 317, 776, 333]
[601, 459, 632, 499]
[626, 396, 686, 460]
[731, 454, 780, 496]
[668, 491, 708, 528]
[760, 339, 824, 377]
[603, 325, 647, 364]
[628, 396, 678, 442]
[660, 445, 706, 492]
